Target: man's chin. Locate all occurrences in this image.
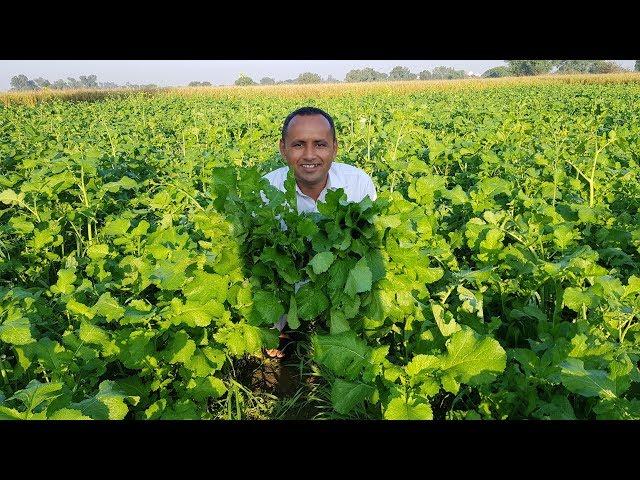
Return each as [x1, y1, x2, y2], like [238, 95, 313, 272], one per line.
[295, 171, 327, 187]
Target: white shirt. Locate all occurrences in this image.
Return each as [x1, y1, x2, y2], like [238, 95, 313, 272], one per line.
[263, 162, 377, 213]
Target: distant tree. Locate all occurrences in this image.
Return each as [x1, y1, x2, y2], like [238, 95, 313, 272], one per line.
[431, 66, 467, 80]
[66, 77, 82, 89]
[389, 66, 417, 81]
[418, 70, 432, 80]
[588, 60, 624, 74]
[235, 74, 256, 86]
[482, 66, 511, 78]
[325, 75, 340, 83]
[636, 60, 640, 71]
[555, 60, 594, 74]
[52, 79, 68, 90]
[33, 77, 51, 88]
[188, 81, 212, 86]
[79, 75, 98, 88]
[506, 60, 554, 76]
[344, 67, 387, 82]
[260, 77, 275, 85]
[296, 72, 322, 84]
[10, 74, 38, 90]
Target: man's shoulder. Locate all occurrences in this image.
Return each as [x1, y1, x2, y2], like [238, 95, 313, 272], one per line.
[263, 166, 289, 186]
[331, 162, 373, 180]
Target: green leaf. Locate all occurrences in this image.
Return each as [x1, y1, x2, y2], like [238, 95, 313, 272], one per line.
[308, 251, 335, 274]
[182, 271, 228, 303]
[312, 331, 370, 380]
[406, 354, 440, 377]
[0, 406, 25, 419]
[48, 408, 92, 420]
[188, 376, 227, 402]
[119, 176, 138, 189]
[93, 292, 125, 322]
[102, 218, 131, 236]
[296, 284, 329, 321]
[563, 287, 597, 312]
[66, 299, 95, 319]
[72, 380, 137, 420]
[51, 269, 76, 295]
[329, 309, 350, 335]
[79, 321, 111, 348]
[0, 189, 19, 204]
[432, 303, 461, 337]
[118, 330, 155, 369]
[287, 295, 300, 330]
[440, 328, 506, 385]
[0, 318, 34, 345]
[331, 379, 374, 415]
[8, 380, 64, 413]
[252, 290, 285, 326]
[163, 331, 197, 364]
[87, 244, 109, 260]
[344, 257, 372, 297]
[172, 300, 225, 327]
[384, 397, 433, 420]
[560, 358, 617, 399]
[151, 260, 188, 291]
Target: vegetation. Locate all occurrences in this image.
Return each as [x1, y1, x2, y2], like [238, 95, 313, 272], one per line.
[1, 78, 640, 419]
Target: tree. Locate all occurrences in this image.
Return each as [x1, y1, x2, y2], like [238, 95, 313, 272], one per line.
[506, 60, 554, 76]
[482, 66, 511, 78]
[431, 66, 467, 80]
[418, 70, 432, 80]
[33, 77, 51, 88]
[344, 68, 387, 82]
[389, 66, 417, 81]
[588, 60, 624, 74]
[52, 79, 68, 90]
[555, 60, 593, 74]
[325, 75, 340, 83]
[188, 81, 212, 86]
[235, 74, 256, 86]
[66, 77, 81, 89]
[10, 74, 37, 91]
[296, 72, 322, 84]
[636, 60, 640, 72]
[79, 75, 98, 88]
[260, 77, 275, 85]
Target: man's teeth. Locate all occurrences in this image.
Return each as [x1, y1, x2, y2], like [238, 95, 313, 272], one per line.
[302, 164, 320, 169]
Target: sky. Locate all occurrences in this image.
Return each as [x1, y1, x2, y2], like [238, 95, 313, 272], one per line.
[0, 60, 636, 91]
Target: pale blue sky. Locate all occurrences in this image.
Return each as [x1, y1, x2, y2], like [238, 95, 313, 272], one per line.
[0, 60, 635, 91]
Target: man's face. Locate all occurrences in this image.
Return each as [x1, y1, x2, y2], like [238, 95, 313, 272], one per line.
[279, 114, 337, 189]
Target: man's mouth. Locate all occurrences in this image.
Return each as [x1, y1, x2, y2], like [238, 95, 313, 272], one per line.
[300, 163, 321, 171]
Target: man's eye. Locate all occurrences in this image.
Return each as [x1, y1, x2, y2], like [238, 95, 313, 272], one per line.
[316, 143, 327, 148]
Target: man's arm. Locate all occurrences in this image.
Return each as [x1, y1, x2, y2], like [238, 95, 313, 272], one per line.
[365, 174, 377, 201]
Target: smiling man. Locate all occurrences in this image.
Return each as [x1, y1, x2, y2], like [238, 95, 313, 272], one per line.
[262, 106, 377, 358]
[264, 106, 377, 213]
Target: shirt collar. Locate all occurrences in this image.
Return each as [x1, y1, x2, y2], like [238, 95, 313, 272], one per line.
[294, 164, 338, 200]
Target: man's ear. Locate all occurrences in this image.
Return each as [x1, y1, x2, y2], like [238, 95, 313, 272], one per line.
[332, 139, 338, 156]
[279, 139, 286, 161]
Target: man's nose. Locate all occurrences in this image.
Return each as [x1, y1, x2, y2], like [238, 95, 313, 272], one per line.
[302, 144, 315, 158]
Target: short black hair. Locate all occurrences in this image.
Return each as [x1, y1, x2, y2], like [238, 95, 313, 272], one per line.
[281, 106, 336, 142]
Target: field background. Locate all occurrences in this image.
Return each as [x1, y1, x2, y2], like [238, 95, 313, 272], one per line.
[1, 74, 639, 419]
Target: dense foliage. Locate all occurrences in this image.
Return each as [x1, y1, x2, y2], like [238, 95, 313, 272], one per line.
[1, 81, 639, 419]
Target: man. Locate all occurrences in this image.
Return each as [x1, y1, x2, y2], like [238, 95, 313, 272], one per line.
[262, 106, 377, 358]
[264, 106, 377, 213]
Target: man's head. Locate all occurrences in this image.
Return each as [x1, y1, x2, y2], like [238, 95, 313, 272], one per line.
[279, 107, 337, 191]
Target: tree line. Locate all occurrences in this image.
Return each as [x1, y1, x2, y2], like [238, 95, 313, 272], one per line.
[8, 74, 158, 91]
[8, 61, 639, 91]
[235, 61, 638, 85]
